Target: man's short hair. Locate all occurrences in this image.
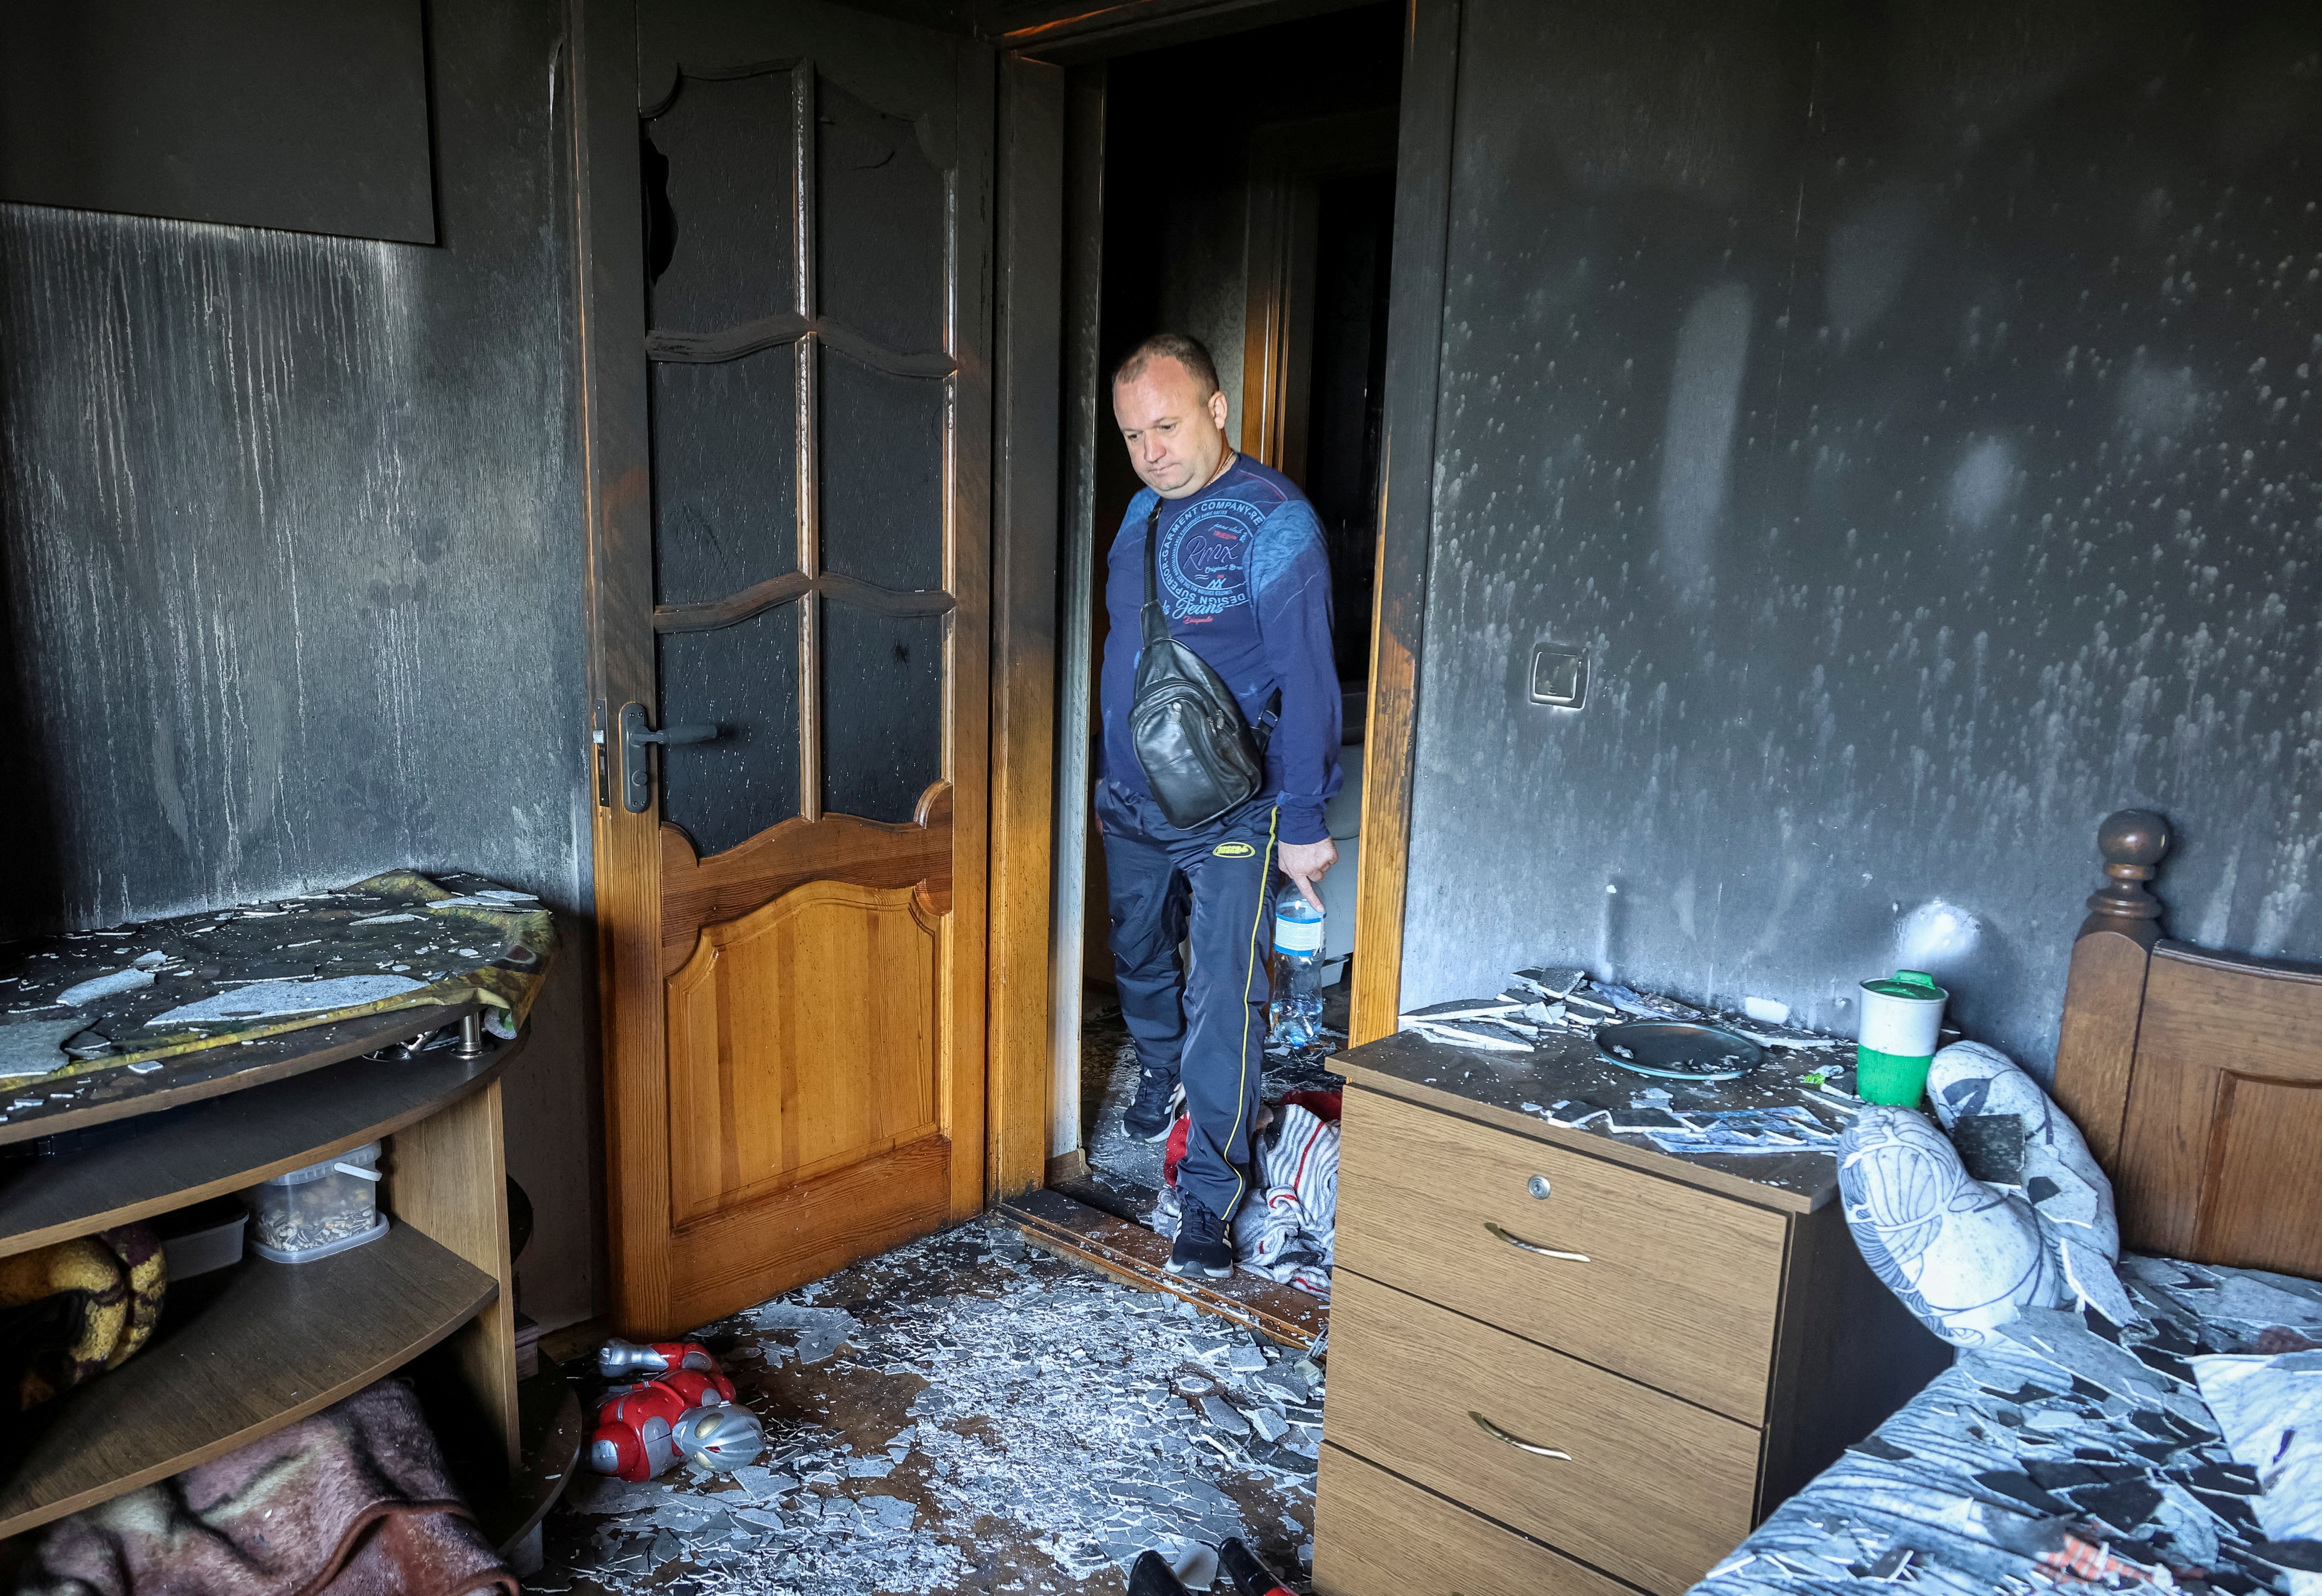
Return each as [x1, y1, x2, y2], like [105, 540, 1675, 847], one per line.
[1112, 333, 1220, 399]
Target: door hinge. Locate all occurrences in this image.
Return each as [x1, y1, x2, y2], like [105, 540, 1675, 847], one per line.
[592, 699, 611, 808]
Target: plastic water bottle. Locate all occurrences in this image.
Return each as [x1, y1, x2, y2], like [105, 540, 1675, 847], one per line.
[1269, 889, 1327, 1048]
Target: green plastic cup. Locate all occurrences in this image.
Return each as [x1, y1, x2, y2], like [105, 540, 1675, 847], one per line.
[1855, 1045, 1934, 1106]
[1855, 970, 1948, 1106]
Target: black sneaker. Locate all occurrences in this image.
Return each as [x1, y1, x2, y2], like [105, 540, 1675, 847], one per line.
[1220, 1538, 1294, 1596]
[1121, 1068, 1180, 1143]
[1128, 1551, 1191, 1596]
[1167, 1192, 1234, 1278]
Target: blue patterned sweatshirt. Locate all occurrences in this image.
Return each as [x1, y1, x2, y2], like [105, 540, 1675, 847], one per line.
[1099, 456, 1342, 845]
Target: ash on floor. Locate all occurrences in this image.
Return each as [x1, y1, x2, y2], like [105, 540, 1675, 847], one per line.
[1078, 989, 1349, 1215]
[536, 1219, 1325, 1596]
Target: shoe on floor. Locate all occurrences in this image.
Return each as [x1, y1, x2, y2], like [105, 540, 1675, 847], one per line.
[1220, 1538, 1295, 1596]
[1128, 1551, 1191, 1596]
[1121, 1068, 1182, 1143]
[1167, 1192, 1234, 1279]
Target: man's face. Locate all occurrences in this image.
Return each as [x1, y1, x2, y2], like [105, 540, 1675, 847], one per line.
[1112, 358, 1232, 499]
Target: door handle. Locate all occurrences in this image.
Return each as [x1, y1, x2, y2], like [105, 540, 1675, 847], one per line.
[620, 701, 721, 813]
[1470, 1411, 1571, 1460]
[1483, 1221, 1589, 1263]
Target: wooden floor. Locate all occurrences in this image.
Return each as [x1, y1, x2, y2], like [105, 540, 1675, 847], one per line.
[537, 1216, 1325, 1596]
[1002, 1189, 1328, 1350]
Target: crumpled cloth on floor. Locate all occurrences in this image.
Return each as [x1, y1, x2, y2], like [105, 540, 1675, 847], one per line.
[18, 1378, 516, 1596]
[1152, 1096, 1340, 1298]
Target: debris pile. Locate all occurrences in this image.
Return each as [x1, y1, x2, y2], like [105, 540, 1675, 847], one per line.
[547, 1219, 1323, 1596]
[1400, 963, 1831, 1053]
[1151, 1098, 1340, 1298]
[0, 870, 552, 1095]
[1527, 1094, 1850, 1156]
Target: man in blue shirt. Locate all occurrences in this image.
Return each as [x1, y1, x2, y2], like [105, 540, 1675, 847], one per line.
[1098, 332, 1342, 1279]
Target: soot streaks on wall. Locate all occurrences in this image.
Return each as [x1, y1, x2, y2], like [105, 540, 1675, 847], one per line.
[0, 1, 599, 1322]
[1403, 0, 2322, 1073]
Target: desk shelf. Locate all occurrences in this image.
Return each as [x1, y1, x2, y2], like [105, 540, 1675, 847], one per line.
[0, 1044, 509, 1258]
[0, 1222, 497, 1539]
[0, 1031, 571, 1555]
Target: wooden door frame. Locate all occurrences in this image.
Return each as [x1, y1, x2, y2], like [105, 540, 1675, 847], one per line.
[1348, 0, 1458, 1046]
[567, 0, 661, 1323]
[997, 0, 1462, 1186]
[1236, 108, 1399, 483]
[988, 51, 1068, 1198]
[569, 0, 1458, 1291]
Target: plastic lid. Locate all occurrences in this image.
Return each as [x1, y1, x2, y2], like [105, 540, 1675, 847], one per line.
[256, 1140, 382, 1187]
[1862, 970, 1946, 1000]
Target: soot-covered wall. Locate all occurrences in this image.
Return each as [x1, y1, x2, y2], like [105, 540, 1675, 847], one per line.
[0, 3, 599, 1321]
[1402, 0, 2322, 1073]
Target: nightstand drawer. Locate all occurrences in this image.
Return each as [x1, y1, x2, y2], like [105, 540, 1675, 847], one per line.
[1336, 1086, 1786, 1420]
[1314, 1445, 1634, 1596]
[1326, 1269, 1759, 1596]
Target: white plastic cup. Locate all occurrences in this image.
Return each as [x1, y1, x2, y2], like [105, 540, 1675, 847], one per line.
[1858, 970, 1947, 1056]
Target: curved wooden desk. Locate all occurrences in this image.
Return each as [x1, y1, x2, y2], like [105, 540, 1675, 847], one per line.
[0, 1027, 575, 1548]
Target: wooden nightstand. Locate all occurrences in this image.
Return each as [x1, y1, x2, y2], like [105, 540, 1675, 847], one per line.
[1313, 1030, 1950, 1596]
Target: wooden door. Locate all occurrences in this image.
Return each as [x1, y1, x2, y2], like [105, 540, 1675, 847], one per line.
[579, 0, 992, 1336]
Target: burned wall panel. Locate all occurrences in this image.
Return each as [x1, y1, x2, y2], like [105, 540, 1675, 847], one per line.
[1402, 0, 2322, 1073]
[0, 1, 597, 1322]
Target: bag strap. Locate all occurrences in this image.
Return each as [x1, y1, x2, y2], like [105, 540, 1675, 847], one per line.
[1141, 501, 1169, 648]
[1252, 687, 1283, 751]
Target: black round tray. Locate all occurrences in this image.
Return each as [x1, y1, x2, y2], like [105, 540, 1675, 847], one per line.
[1595, 1019, 1767, 1081]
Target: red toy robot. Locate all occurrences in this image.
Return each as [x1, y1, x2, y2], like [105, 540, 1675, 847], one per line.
[586, 1339, 767, 1481]
[597, 1338, 720, 1378]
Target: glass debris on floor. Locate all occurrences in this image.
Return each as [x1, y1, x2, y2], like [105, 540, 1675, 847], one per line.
[1079, 991, 1348, 1214]
[1077, 986, 1349, 1298]
[537, 1218, 1323, 1596]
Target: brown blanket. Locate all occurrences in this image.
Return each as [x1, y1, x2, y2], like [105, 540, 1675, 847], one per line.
[17, 1380, 516, 1596]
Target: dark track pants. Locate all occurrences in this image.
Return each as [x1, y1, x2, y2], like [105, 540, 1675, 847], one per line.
[1096, 780, 1279, 1223]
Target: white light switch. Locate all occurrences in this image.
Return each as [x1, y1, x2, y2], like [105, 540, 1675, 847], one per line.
[1529, 645, 1588, 709]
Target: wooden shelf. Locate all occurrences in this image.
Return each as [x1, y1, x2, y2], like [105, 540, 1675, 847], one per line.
[473, 1374, 584, 1554]
[0, 1037, 519, 1257]
[0, 1221, 497, 1540]
[0, 1001, 478, 1149]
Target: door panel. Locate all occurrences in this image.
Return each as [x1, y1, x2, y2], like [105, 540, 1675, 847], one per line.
[643, 74, 801, 331]
[647, 350, 802, 604]
[587, 0, 991, 1336]
[822, 607, 946, 822]
[655, 613, 805, 859]
[666, 879, 943, 1226]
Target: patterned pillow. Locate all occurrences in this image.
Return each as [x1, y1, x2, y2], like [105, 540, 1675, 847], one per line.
[1927, 1041, 2134, 1327]
[1837, 1042, 2131, 1347]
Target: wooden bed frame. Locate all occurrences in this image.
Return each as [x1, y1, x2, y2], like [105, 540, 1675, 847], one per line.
[2052, 808, 2322, 1281]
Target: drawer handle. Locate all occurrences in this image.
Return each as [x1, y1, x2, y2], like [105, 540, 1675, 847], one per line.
[1484, 1221, 1589, 1263]
[1470, 1410, 1572, 1460]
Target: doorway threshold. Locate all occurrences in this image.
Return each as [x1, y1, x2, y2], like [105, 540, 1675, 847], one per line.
[1002, 1189, 1327, 1353]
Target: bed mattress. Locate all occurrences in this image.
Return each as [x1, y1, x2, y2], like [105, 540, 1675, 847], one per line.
[1693, 1255, 2322, 1595]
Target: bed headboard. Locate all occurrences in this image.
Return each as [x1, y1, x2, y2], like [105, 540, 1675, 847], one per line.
[2051, 809, 2322, 1280]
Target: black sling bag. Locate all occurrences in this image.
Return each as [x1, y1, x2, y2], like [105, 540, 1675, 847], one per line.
[1130, 502, 1280, 829]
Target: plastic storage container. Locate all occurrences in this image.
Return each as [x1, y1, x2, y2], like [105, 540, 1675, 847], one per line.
[155, 1195, 248, 1279]
[245, 1142, 389, 1263]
